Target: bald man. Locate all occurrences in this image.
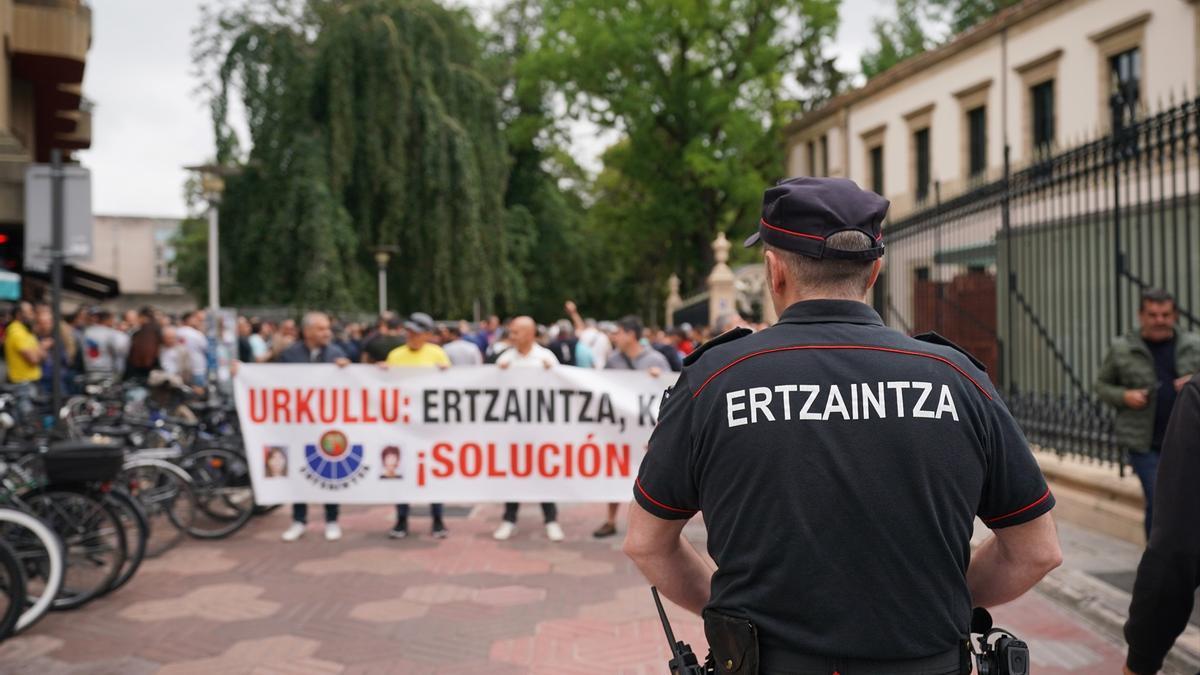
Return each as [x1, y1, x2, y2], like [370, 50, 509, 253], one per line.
[494, 317, 565, 542]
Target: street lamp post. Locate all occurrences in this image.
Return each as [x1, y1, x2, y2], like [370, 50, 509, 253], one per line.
[372, 245, 399, 316]
[201, 174, 223, 317]
[184, 163, 240, 392]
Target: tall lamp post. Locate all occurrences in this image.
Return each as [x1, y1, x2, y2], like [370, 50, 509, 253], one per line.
[372, 245, 399, 316]
[184, 163, 240, 391]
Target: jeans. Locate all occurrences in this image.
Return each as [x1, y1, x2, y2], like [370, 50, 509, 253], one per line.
[10, 382, 37, 425]
[395, 503, 444, 524]
[503, 502, 557, 524]
[1128, 449, 1160, 539]
[293, 504, 339, 524]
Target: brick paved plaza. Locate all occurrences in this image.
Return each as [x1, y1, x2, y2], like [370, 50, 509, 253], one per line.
[0, 504, 1127, 674]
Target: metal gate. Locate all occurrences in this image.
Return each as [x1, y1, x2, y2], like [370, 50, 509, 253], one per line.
[881, 94, 1200, 467]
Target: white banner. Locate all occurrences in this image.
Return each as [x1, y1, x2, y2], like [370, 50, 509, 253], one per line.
[234, 364, 677, 504]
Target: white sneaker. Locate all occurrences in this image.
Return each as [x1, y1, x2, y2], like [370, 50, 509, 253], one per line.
[324, 522, 342, 541]
[493, 521, 517, 541]
[281, 522, 306, 542]
[545, 521, 565, 542]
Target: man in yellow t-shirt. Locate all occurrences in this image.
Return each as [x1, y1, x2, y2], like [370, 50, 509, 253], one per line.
[383, 313, 449, 539]
[5, 301, 46, 384]
[385, 314, 450, 368]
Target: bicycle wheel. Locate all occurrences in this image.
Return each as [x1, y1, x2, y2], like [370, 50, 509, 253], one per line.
[179, 448, 254, 539]
[120, 460, 195, 558]
[0, 506, 64, 632]
[24, 489, 128, 610]
[0, 539, 25, 640]
[102, 489, 148, 595]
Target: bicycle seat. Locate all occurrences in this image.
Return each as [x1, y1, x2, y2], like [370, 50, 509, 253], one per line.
[87, 425, 136, 438]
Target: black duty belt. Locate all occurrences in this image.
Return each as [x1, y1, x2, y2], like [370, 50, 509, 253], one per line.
[759, 645, 964, 675]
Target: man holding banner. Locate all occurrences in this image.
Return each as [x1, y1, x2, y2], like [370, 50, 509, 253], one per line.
[277, 312, 351, 542]
[383, 312, 451, 540]
[493, 316, 565, 542]
[593, 315, 667, 539]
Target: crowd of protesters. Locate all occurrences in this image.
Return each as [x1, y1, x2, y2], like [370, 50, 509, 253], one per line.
[0, 296, 757, 542]
[0, 301, 208, 398]
[269, 301, 760, 543]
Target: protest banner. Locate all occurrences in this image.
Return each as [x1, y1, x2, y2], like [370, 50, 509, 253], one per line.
[234, 364, 677, 504]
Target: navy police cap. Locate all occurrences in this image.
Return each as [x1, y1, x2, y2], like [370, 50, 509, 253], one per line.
[745, 176, 889, 261]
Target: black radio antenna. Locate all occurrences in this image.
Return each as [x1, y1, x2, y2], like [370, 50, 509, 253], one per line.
[652, 586, 680, 652]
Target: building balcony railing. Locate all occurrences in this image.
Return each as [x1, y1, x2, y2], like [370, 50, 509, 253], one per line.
[56, 106, 91, 150]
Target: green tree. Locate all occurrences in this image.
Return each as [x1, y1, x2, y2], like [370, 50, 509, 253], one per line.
[525, 0, 843, 318]
[934, 0, 1021, 34]
[484, 0, 594, 321]
[192, 0, 515, 316]
[859, 0, 933, 80]
[170, 216, 209, 305]
[860, 0, 1020, 79]
[170, 174, 210, 305]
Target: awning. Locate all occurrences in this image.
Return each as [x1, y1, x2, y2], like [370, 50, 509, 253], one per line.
[934, 242, 996, 267]
[0, 270, 20, 301]
[23, 264, 120, 299]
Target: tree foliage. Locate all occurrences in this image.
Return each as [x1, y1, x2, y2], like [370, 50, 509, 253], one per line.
[171, 216, 209, 305]
[192, 0, 515, 316]
[859, 0, 933, 80]
[525, 0, 843, 319]
[483, 0, 595, 320]
[860, 0, 1020, 80]
[936, 0, 1021, 34]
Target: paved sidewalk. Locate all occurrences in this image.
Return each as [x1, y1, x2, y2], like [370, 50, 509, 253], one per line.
[1056, 520, 1200, 627]
[1, 504, 1130, 674]
[1035, 520, 1200, 674]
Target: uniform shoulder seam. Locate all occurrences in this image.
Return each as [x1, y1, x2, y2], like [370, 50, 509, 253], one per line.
[683, 327, 752, 367]
[911, 331, 987, 372]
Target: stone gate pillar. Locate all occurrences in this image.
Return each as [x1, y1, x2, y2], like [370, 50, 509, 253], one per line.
[664, 274, 683, 328]
[707, 232, 736, 327]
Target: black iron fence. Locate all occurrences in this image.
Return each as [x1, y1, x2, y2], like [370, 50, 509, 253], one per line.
[879, 94, 1200, 469]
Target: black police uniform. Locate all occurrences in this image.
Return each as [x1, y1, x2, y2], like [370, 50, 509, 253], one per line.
[633, 177, 1055, 675]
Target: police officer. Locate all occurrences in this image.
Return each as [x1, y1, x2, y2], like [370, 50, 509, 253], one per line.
[624, 177, 1064, 675]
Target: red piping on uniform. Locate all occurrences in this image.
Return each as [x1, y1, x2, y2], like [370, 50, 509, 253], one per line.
[760, 218, 826, 241]
[982, 488, 1052, 525]
[691, 345, 993, 401]
[636, 478, 697, 514]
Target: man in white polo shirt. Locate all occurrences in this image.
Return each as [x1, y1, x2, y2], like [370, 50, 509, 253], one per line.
[493, 316, 565, 542]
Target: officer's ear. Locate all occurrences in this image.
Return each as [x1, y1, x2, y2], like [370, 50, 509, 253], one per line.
[866, 258, 883, 291]
[764, 249, 787, 295]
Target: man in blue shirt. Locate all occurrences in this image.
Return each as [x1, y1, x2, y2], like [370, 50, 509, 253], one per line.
[275, 312, 349, 542]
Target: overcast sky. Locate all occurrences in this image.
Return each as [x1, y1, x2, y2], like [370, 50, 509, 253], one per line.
[76, 0, 886, 218]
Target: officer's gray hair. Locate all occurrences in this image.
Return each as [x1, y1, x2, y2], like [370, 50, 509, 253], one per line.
[767, 231, 876, 299]
[301, 311, 330, 330]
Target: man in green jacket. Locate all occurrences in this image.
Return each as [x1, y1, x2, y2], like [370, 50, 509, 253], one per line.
[1095, 289, 1200, 538]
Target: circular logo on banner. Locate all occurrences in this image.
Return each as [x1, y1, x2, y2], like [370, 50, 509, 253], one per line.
[303, 429, 367, 486]
[318, 431, 349, 459]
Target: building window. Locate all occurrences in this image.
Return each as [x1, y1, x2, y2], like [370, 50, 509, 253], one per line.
[1031, 80, 1055, 155]
[914, 127, 930, 203]
[869, 145, 884, 196]
[967, 106, 987, 180]
[1109, 47, 1140, 129]
[819, 135, 829, 175]
[1089, 13, 1148, 132]
[807, 140, 816, 175]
